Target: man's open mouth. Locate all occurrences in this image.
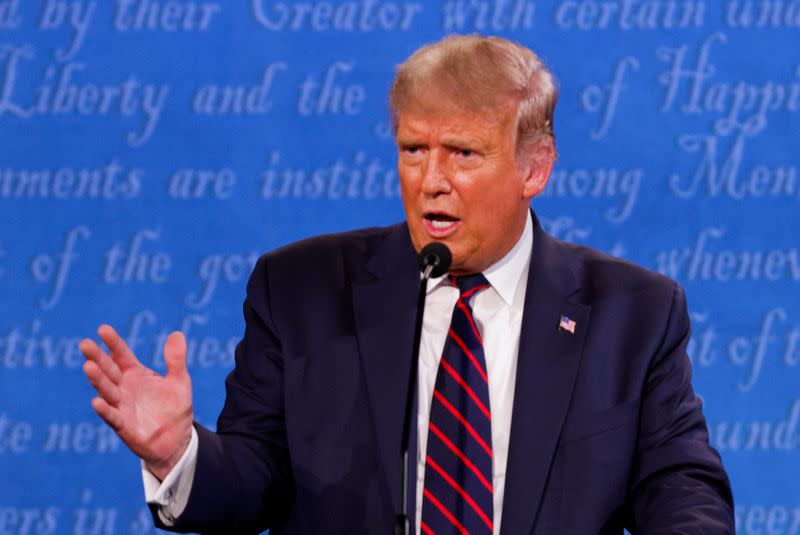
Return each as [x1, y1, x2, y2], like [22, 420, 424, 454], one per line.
[424, 213, 461, 233]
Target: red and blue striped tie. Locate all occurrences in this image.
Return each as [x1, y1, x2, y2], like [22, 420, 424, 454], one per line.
[421, 274, 493, 535]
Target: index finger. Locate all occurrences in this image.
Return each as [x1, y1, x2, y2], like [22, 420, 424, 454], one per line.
[97, 324, 141, 370]
[79, 338, 122, 384]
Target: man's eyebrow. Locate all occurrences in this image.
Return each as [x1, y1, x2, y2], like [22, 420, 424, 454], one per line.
[397, 138, 426, 148]
[440, 135, 483, 149]
[396, 132, 426, 144]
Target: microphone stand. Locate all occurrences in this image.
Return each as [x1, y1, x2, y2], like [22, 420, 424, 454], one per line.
[394, 264, 435, 535]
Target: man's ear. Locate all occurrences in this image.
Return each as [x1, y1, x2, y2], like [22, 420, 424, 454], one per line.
[521, 141, 555, 199]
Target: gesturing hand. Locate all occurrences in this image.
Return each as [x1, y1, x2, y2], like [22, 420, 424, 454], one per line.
[79, 324, 194, 481]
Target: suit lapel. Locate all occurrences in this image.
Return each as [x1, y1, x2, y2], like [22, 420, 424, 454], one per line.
[500, 213, 590, 535]
[352, 224, 420, 513]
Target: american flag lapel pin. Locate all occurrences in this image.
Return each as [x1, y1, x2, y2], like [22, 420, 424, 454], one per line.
[559, 314, 576, 334]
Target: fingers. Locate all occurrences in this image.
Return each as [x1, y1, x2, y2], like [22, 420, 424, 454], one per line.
[163, 331, 188, 380]
[79, 338, 122, 384]
[83, 360, 122, 406]
[91, 397, 124, 432]
[97, 324, 141, 370]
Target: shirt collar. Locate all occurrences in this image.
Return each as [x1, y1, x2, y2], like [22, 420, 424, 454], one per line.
[426, 211, 533, 306]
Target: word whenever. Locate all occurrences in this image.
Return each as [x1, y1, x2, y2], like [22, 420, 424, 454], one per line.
[252, 0, 422, 31]
[554, 0, 705, 29]
[0, 46, 169, 147]
[656, 227, 800, 282]
[260, 150, 401, 199]
[0, 160, 142, 200]
[442, 0, 536, 31]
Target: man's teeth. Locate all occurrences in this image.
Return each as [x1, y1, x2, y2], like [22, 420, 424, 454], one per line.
[430, 219, 456, 229]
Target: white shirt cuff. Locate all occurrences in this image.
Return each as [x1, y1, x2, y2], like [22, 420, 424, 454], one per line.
[141, 426, 198, 526]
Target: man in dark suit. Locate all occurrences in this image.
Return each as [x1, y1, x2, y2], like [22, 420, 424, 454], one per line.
[80, 35, 734, 534]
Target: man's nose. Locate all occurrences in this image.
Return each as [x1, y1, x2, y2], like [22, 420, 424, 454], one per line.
[420, 151, 452, 196]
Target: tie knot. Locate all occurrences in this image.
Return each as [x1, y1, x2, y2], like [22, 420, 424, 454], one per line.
[451, 273, 490, 298]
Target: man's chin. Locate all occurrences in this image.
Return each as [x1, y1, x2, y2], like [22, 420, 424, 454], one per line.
[443, 248, 477, 276]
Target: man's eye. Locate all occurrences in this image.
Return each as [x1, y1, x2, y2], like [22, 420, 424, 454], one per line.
[457, 149, 474, 158]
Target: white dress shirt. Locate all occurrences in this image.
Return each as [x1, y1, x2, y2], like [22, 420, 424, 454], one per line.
[143, 212, 533, 535]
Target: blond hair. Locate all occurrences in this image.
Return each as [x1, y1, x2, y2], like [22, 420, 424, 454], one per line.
[389, 34, 558, 158]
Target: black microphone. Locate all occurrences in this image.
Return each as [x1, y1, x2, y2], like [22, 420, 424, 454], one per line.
[395, 242, 453, 535]
[418, 242, 453, 279]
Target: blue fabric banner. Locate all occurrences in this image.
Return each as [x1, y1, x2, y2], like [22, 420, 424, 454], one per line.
[0, 1, 798, 533]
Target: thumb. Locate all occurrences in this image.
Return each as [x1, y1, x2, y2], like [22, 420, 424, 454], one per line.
[163, 331, 188, 379]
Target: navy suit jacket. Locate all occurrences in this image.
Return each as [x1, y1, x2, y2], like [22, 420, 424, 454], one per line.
[153, 212, 734, 534]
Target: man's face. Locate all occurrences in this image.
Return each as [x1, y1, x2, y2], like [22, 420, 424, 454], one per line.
[396, 100, 549, 275]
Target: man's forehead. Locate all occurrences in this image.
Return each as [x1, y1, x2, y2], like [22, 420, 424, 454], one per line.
[396, 98, 516, 138]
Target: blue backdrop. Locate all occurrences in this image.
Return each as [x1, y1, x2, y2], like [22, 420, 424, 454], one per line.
[1, 1, 798, 534]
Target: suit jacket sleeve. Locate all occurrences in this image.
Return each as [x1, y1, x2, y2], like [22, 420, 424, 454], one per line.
[150, 253, 294, 534]
[626, 282, 734, 533]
